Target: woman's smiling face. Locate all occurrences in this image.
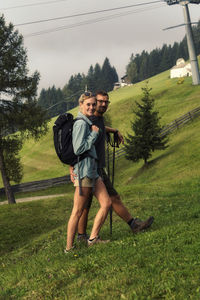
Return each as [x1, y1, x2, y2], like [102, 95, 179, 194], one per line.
[80, 97, 96, 117]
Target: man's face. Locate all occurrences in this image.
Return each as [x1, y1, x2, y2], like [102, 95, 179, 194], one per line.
[95, 94, 110, 115]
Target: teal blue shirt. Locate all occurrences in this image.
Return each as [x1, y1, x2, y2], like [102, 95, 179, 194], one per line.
[72, 112, 99, 180]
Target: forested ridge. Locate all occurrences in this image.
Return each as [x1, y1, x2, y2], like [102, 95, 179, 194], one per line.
[126, 20, 200, 83]
[38, 57, 118, 118]
[38, 20, 200, 117]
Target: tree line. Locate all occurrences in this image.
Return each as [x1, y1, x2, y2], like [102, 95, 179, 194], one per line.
[126, 20, 200, 84]
[38, 20, 200, 117]
[38, 58, 118, 118]
[1, 11, 199, 204]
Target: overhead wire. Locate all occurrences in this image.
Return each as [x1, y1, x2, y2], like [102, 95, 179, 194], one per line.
[0, 0, 69, 11]
[14, 1, 163, 27]
[24, 4, 165, 38]
[45, 89, 84, 111]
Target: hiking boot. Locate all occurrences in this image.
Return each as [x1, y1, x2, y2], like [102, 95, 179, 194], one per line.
[77, 233, 89, 242]
[134, 218, 143, 225]
[131, 216, 154, 233]
[87, 236, 110, 247]
[64, 246, 75, 253]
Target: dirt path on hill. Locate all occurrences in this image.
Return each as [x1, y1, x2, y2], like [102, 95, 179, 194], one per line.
[0, 194, 67, 205]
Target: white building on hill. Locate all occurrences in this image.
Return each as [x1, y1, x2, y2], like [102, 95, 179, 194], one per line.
[170, 58, 192, 78]
[113, 75, 132, 90]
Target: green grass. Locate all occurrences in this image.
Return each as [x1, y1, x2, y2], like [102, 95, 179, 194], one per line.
[0, 184, 200, 299]
[1, 65, 200, 187]
[1, 116, 200, 298]
[1, 64, 200, 298]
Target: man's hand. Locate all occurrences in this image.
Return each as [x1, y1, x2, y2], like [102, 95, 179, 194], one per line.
[69, 165, 76, 183]
[117, 131, 124, 145]
[105, 126, 124, 145]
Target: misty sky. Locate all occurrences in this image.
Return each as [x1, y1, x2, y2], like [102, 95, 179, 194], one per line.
[1, 0, 200, 92]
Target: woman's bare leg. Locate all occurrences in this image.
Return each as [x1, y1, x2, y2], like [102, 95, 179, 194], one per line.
[89, 179, 111, 240]
[77, 192, 93, 235]
[66, 187, 91, 250]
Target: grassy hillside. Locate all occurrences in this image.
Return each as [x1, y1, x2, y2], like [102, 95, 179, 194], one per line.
[0, 67, 199, 188]
[108, 73, 200, 134]
[1, 66, 200, 298]
[0, 116, 200, 298]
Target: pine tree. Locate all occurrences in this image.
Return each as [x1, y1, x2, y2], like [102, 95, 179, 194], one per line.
[126, 55, 138, 83]
[0, 15, 48, 204]
[87, 65, 95, 92]
[38, 86, 67, 117]
[138, 51, 149, 81]
[55, 88, 67, 115]
[193, 21, 200, 54]
[101, 57, 118, 92]
[93, 63, 102, 92]
[111, 66, 119, 85]
[160, 44, 171, 71]
[124, 84, 168, 166]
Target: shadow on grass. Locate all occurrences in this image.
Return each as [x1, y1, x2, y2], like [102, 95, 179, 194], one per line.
[127, 139, 187, 182]
[153, 88, 169, 100]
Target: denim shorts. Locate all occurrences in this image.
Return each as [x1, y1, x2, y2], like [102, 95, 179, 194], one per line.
[74, 176, 95, 187]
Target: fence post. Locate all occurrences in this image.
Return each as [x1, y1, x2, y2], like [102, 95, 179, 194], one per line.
[175, 119, 179, 129]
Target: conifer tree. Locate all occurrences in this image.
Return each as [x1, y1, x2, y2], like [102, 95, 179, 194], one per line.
[101, 57, 118, 91]
[38, 86, 67, 117]
[124, 84, 168, 166]
[139, 51, 149, 81]
[93, 63, 102, 92]
[0, 15, 48, 204]
[126, 55, 138, 83]
[87, 65, 95, 92]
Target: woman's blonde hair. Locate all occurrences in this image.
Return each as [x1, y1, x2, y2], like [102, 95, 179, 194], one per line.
[79, 91, 95, 104]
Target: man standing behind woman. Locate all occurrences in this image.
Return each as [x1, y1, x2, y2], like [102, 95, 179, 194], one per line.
[65, 92, 111, 252]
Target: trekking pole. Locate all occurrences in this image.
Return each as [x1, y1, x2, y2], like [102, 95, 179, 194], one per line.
[106, 133, 110, 182]
[110, 132, 118, 235]
[111, 138, 116, 187]
[108, 131, 119, 236]
[106, 133, 112, 235]
[109, 142, 116, 236]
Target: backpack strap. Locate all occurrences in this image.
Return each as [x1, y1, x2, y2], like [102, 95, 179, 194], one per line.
[77, 156, 83, 196]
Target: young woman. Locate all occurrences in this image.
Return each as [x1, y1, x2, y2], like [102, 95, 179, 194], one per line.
[65, 92, 111, 252]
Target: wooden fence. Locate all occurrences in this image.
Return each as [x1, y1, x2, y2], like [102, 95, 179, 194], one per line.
[1, 105, 200, 196]
[110, 105, 200, 159]
[0, 175, 70, 196]
[160, 106, 200, 137]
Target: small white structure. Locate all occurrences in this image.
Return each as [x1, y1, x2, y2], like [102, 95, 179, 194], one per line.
[113, 75, 132, 90]
[121, 75, 132, 87]
[170, 58, 192, 78]
[113, 82, 121, 90]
